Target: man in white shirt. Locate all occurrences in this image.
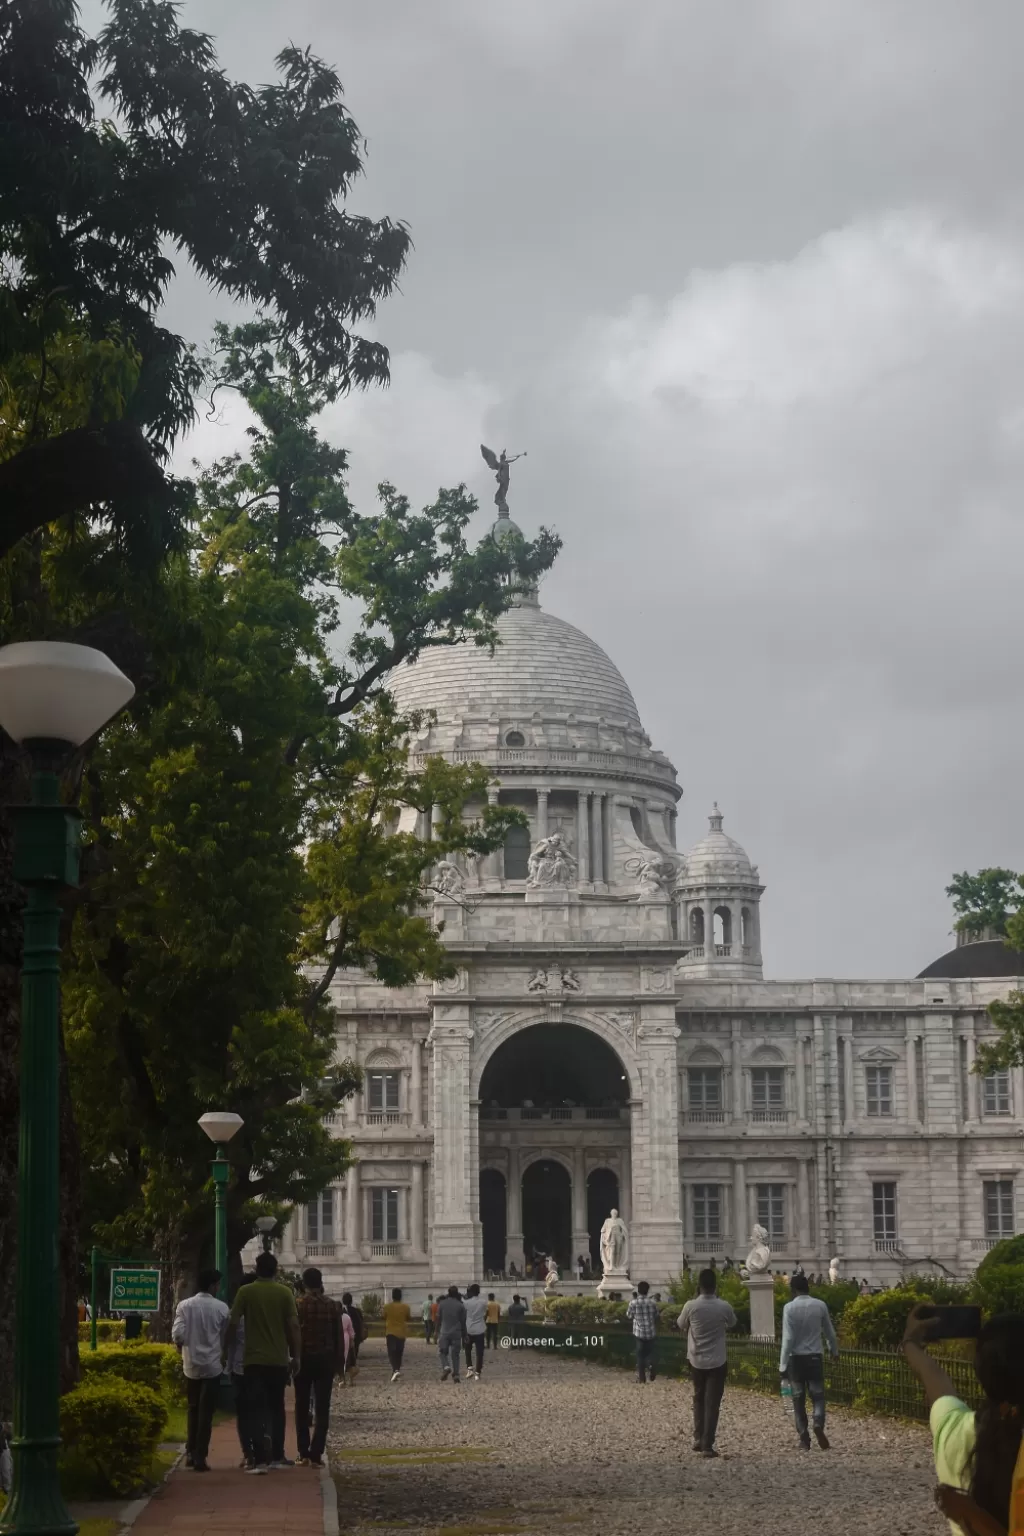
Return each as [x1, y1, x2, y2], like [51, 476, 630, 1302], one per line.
[463, 1284, 488, 1378]
[677, 1269, 737, 1458]
[779, 1272, 839, 1451]
[171, 1269, 229, 1471]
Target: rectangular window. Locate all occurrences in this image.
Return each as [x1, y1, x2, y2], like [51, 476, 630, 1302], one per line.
[984, 1180, 1014, 1239]
[756, 1183, 785, 1242]
[872, 1182, 897, 1244]
[306, 1192, 333, 1243]
[688, 1068, 723, 1112]
[371, 1187, 399, 1243]
[983, 1071, 1012, 1117]
[692, 1184, 721, 1241]
[865, 1065, 893, 1117]
[368, 1072, 400, 1111]
[751, 1067, 785, 1111]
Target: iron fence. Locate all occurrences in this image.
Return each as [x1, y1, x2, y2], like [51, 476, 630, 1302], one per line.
[503, 1324, 983, 1424]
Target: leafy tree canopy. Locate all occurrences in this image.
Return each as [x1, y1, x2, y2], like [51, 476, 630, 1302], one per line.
[945, 868, 1024, 938]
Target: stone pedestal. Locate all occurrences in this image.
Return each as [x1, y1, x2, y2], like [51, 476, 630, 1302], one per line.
[746, 1272, 776, 1339]
[596, 1269, 630, 1298]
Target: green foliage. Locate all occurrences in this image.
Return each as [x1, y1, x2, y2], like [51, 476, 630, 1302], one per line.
[530, 1296, 628, 1327]
[60, 1377, 167, 1497]
[839, 1279, 966, 1349]
[808, 1281, 860, 1324]
[946, 869, 1024, 937]
[78, 1343, 180, 1399]
[971, 1264, 1024, 1317]
[77, 1319, 142, 1343]
[976, 1236, 1024, 1272]
[669, 1269, 752, 1332]
[360, 1293, 383, 1319]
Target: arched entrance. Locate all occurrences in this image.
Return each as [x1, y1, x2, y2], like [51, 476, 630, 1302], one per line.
[479, 1169, 507, 1275]
[478, 1023, 629, 1108]
[587, 1167, 619, 1271]
[522, 1159, 571, 1273]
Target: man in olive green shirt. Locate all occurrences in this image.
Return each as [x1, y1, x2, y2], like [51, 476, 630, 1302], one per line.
[224, 1253, 301, 1473]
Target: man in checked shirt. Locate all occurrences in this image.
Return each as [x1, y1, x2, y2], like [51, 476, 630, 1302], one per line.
[294, 1268, 343, 1467]
[626, 1280, 661, 1383]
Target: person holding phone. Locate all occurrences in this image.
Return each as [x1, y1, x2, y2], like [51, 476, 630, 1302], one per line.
[902, 1303, 1024, 1536]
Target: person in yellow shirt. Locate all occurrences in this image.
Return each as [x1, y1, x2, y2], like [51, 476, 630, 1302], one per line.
[485, 1293, 501, 1350]
[383, 1288, 411, 1383]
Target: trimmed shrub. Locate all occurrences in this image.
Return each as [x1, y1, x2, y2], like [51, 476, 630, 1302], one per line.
[359, 1293, 382, 1319]
[60, 1377, 166, 1496]
[840, 1284, 937, 1349]
[808, 1281, 860, 1325]
[976, 1236, 1024, 1273]
[79, 1342, 182, 1399]
[531, 1295, 628, 1327]
[971, 1263, 1024, 1317]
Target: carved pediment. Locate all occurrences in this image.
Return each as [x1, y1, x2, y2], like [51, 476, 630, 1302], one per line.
[858, 1045, 901, 1062]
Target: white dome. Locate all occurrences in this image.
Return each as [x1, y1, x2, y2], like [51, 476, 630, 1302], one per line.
[682, 804, 758, 880]
[390, 601, 643, 728]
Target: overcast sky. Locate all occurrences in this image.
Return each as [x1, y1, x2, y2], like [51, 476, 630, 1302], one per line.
[117, 0, 1024, 978]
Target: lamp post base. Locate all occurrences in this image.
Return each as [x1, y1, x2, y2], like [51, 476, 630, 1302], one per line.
[0, 1438, 78, 1536]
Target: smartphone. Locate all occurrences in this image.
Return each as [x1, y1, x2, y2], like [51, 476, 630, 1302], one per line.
[919, 1305, 982, 1340]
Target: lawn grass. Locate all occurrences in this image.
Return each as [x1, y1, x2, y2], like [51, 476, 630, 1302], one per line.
[162, 1402, 232, 1443]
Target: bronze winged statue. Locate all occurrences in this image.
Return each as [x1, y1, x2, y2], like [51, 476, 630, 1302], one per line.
[480, 444, 525, 516]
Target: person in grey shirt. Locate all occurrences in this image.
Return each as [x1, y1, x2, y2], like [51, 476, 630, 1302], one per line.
[463, 1284, 488, 1378]
[677, 1268, 737, 1457]
[435, 1286, 467, 1383]
[779, 1272, 839, 1450]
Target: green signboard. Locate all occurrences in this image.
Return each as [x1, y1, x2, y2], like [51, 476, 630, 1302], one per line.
[109, 1267, 160, 1313]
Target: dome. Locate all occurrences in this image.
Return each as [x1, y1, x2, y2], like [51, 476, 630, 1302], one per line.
[917, 938, 1024, 980]
[681, 804, 759, 881]
[390, 601, 643, 729]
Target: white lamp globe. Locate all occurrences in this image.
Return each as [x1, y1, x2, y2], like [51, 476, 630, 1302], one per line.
[254, 1216, 276, 1234]
[198, 1111, 244, 1144]
[0, 642, 134, 747]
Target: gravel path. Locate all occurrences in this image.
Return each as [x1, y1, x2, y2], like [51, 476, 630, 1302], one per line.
[328, 1337, 946, 1536]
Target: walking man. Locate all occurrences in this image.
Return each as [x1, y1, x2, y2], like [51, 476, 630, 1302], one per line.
[626, 1280, 660, 1384]
[677, 1268, 736, 1458]
[779, 1272, 839, 1451]
[463, 1284, 487, 1378]
[422, 1294, 435, 1345]
[436, 1285, 467, 1382]
[294, 1267, 341, 1468]
[384, 1288, 412, 1382]
[485, 1294, 501, 1350]
[340, 1292, 364, 1380]
[171, 1269, 229, 1472]
[224, 1252, 301, 1474]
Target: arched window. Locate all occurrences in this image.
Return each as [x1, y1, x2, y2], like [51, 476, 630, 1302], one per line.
[689, 908, 705, 943]
[713, 906, 732, 948]
[503, 823, 531, 880]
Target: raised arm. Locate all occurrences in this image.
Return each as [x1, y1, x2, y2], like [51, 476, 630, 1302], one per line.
[901, 1305, 958, 1408]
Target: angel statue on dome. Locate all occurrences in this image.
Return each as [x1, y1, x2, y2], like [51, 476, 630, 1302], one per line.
[480, 444, 526, 516]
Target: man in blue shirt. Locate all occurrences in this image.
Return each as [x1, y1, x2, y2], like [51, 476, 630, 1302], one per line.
[779, 1273, 839, 1450]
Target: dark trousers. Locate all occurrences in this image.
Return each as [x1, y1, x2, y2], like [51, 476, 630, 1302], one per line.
[787, 1352, 826, 1440]
[244, 1363, 288, 1465]
[386, 1335, 406, 1372]
[424, 1320, 435, 1344]
[464, 1332, 485, 1373]
[635, 1336, 657, 1382]
[485, 1323, 499, 1349]
[232, 1372, 254, 1461]
[294, 1352, 334, 1461]
[691, 1363, 727, 1451]
[185, 1374, 219, 1463]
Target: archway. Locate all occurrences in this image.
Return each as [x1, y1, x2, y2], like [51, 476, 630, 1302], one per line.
[522, 1159, 571, 1272]
[587, 1167, 619, 1270]
[478, 1024, 629, 1108]
[479, 1169, 507, 1275]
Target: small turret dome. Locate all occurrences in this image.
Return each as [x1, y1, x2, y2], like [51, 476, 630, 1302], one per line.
[682, 803, 759, 881]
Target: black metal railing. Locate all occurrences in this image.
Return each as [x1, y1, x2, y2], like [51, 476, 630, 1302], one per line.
[501, 1324, 983, 1424]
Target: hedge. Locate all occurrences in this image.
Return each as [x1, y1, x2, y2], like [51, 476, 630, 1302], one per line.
[79, 1343, 185, 1401]
[60, 1377, 167, 1496]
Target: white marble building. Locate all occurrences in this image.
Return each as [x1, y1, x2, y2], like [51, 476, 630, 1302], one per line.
[281, 517, 1024, 1292]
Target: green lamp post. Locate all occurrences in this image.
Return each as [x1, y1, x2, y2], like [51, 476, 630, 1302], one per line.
[0, 642, 134, 1536]
[198, 1112, 243, 1302]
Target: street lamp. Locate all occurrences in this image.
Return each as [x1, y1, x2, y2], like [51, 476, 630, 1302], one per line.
[198, 1112, 244, 1302]
[0, 642, 134, 1536]
[254, 1216, 276, 1254]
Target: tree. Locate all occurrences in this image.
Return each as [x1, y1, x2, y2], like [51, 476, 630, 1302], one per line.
[63, 336, 560, 1324]
[945, 868, 1024, 938]
[0, 0, 409, 1407]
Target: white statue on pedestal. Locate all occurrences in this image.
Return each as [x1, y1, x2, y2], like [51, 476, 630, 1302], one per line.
[744, 1223, 771, 1276]
[544, 1257, 559, 1293]
[599, 1208, 628, 1274]
[828, 1255, 840, 1286]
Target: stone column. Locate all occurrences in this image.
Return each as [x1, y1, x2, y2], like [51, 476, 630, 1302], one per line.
[592, 794, 604, 883]
[796, 1039, 807, 1123]
[731, 1022, 745, 1122]
[704, 898, 715, 955]
[572, 1144, 589, 1264]
[486, 785, 501, 880]
[346, 1162, 360, 1250]
[733, 1159, 747, 1252]
[410, 1035, 423, 1128]
[620, 1141, 632, 1225]
[536, 787, 549, 840]
[505, 1146, 525, 1271]
[841, 1034, 854, 1123]
[577, 791, 590, 884]
[905, 1018, 918, 1124]
[797, 1159, 812, 1255]
[963, 1027, 977, 1123]
[411, 1161, 425, 1255]
[630, 1015, 684, 1277]
[429, 1010, 481, 1280]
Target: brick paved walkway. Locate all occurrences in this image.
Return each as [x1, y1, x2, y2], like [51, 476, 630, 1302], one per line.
[133, 1411, 326, 1535]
